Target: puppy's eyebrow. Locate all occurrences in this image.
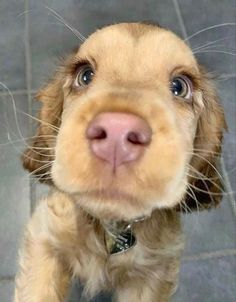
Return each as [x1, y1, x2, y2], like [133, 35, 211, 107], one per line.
[67, 56, 97, 75]
[171, 66, 201, 88]
[140, 21, 162, 28]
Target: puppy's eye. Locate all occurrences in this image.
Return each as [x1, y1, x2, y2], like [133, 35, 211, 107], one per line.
[75, 65, 94, 87]
[170, 76, 192, 99]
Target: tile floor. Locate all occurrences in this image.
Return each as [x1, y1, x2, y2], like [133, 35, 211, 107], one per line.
[0, 0, 235, 301]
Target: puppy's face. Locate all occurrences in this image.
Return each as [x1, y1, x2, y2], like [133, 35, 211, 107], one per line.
[24, 23, 225, 220]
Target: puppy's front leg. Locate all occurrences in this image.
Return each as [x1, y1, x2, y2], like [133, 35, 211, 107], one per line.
[14, 240, 70, 302]
[14, 193, 74, 302]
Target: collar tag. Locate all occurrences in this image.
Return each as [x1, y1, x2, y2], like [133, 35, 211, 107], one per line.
[105, 229, 136, 255]
[103, 216, 146, 256]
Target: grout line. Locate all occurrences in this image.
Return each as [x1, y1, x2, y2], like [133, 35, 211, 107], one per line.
[0, 249, 235, 282]
[0, 89, 28, 96]
[220, 157, 236, 217]
[0, 89, 38, 97]
[0, 276, 15, 282]
[183, 248, 236, 262]
[172, 0, 189, 42]
[31, 89, 37, 95]
[24, 0, 35, 215]
[24, 0, 32, 117]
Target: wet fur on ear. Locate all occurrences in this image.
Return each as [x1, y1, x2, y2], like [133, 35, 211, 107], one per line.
[22, 71, 64, 184]
[182, 66, 227, 212]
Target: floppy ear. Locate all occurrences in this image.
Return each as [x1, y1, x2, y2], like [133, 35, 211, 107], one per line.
[22, 72, 64, 184]
[183, 67, 227, 211]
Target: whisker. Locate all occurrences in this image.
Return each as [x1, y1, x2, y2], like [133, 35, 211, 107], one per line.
[22, 151, 53, 163]
[193, 133, 224, 139]
[0, 84, 59, 133]
[191, 36, 233, 52]
[216, 73, 236, 81]
[45, 6, 86, 42]
[0, 132, 56, 158]
[189, 165, 236, 180]
[180, 192, 193, 214]
[191, 171, 216, 205]
[27, 162, 53, 178]
[180, 202, 188, 215]
[0, 83, 50, 159]
[2, 127, 56, 158]
[193, 44, 230, 51]
[187, 164, 222, 186]
[186, 185, 200, 213]
[20, 111, 60, 132]
[187, 183, 235, 196]
[1, 126, 56, 157]
[193, 50, 236, 56]
[186, 171, 216, 182]
[31, 171, 52, 179]
[30, 171, 53, 186]
[184, 23, 236, 42]
[0, 82, 28, 144]
[26, 146, 55, 158]
[17, 9, 34, 18]
[186, 152, 223, 181]
[18, 6, 86, 42]
[192, 148, 221, 156]
[28, 146, 55, 151]
[0, 135, 56, 147]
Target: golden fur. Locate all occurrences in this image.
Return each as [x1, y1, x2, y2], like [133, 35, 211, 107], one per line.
[15, 23, 226, 301]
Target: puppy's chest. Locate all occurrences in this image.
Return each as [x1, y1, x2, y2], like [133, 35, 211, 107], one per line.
[70, 222, 175, 287]
[59, 209, 182, 289]
[71, 233, 148, 288]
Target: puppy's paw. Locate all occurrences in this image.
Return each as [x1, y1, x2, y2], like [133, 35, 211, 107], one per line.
[47, 191, 75, 218]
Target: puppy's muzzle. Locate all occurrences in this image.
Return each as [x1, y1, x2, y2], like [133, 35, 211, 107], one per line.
[86, 112, 152, 171]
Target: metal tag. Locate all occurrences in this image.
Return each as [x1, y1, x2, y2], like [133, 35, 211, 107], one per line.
[105, 230, 136, 255]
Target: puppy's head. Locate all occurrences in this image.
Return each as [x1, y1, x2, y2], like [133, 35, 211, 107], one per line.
[23, 23, 226, 220]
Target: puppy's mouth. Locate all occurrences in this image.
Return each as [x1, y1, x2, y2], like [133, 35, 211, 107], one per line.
[79, 188, 138, 203]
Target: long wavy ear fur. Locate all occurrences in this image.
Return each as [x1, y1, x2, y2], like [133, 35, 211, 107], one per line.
[182, 66, 227, 211]
[22, 71, 64, 184]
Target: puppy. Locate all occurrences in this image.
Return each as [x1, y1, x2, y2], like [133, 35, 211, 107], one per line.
[14, 23, 226, 302]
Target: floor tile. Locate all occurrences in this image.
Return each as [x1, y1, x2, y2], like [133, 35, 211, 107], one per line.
[28, 0, 183, 90]
[0, 93, 29, 140]
[173, 255, 236, 302]
[182, 196, 236, 256]
[220, 78, 236, 196]
[30, 182, 50, 212]
[0, 94, 30, 277]
[0, 280, 15, 302]
[0, 0, 26, 90]
[68, 281, 112, 302]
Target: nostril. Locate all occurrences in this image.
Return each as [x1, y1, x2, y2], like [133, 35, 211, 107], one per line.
[127, 132, 142, 145]
[127, 131, 150, 145]
[87, 126, 107, 140]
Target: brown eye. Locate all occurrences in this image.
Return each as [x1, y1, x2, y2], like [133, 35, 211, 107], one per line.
[170, 76, 192, 99]
[75, 65, 94, 87]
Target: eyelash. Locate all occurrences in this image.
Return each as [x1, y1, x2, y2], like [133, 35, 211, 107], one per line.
[71, 62, 196, 100]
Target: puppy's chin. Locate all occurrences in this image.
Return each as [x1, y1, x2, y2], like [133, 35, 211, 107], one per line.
[52, 163, 187, 221]
[73, 193, 152, 221]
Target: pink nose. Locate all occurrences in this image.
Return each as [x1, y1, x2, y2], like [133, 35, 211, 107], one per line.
[86, 112, 151, 170]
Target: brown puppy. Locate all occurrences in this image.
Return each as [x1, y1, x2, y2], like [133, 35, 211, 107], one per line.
[14, 23, 226, 302]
